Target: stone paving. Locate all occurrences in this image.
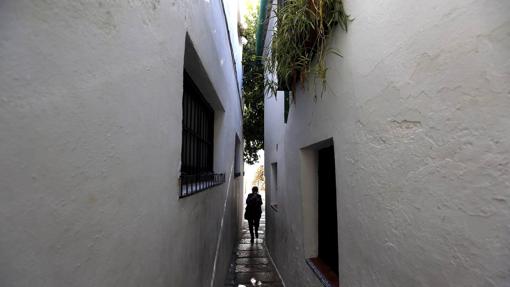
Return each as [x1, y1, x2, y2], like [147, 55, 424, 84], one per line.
[224, 214, 284, 287]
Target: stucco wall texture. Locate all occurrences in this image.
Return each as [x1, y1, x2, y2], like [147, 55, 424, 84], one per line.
[264, 0, 510, 286]
[0, 1, 243, 286]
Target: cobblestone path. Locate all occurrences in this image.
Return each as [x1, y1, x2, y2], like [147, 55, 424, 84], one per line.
[224, 214, 284, 287]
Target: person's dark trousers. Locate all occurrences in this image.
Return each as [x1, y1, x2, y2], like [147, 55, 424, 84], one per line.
[248, 217, 260, 241]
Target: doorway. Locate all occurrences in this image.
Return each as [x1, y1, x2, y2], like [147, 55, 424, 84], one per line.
[301, 139, 339, 286]
[318, 145, 338, 276]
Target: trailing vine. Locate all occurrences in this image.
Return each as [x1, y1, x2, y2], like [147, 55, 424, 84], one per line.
[265, 0, 349, 96]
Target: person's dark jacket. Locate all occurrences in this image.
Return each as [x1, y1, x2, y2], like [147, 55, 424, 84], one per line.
[245, 193, 262, 219]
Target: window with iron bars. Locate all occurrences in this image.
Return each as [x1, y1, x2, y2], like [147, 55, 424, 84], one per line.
[180, 71, 225, 198]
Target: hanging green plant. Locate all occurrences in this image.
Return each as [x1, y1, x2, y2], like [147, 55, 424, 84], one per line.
[265, 0, 349, 96]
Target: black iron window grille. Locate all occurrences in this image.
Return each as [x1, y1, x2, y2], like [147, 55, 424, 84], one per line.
[180, 71, 225, 198]
[180, 173, 226, 198]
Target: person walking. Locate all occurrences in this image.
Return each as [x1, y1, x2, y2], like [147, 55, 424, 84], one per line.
[245, 186, 263, 243]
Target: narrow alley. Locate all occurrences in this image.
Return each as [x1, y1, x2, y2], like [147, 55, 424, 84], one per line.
[0, 0, 509, 286]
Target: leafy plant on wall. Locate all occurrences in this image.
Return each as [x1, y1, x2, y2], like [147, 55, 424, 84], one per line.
[242, 3, 265, 165]
[265, 0, 349, 96]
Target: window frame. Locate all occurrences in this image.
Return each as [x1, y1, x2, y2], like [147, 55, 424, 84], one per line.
[234, 135, 242, 178]
[179, 70, 225, 198]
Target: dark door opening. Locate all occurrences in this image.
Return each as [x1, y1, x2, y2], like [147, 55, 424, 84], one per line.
[318, 145, 339, 276]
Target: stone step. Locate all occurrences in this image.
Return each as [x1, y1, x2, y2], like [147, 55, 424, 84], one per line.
[236, 257, 269, 265]
[235, 264, 274, 273]
[236, 272, 280, 283]
[237, 243, 265, 251]
[236, 250, 267, 258]
[240, 238, 264, 244]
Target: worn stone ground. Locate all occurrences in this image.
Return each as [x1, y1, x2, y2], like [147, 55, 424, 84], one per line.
[224, 214, 284, 287]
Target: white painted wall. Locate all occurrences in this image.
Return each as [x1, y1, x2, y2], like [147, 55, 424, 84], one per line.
[264, 0, 510, 286]
[0, 1, 243, 286]
[221, 0, 244, 94]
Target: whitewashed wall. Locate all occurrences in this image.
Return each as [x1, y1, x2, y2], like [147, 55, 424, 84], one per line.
[0, 0, 243, 286]
[264, 0, 510, 286]
[221, 0, 243, 94]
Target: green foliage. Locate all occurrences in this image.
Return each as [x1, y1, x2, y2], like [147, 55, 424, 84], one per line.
[242, 4, 265, 165]
[242, 0, 348, 164]
[265, 0, 349, 95]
